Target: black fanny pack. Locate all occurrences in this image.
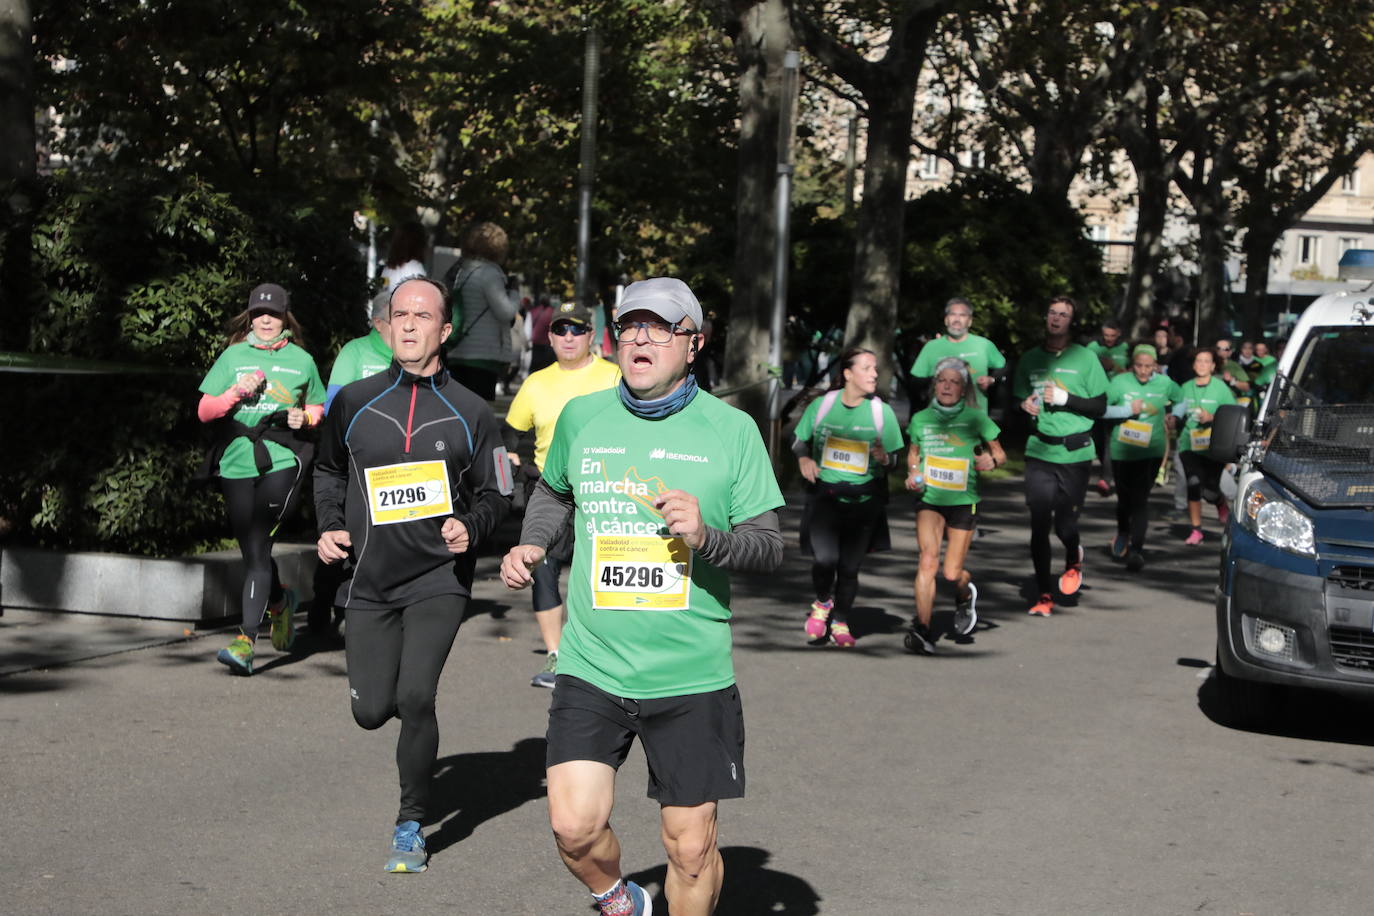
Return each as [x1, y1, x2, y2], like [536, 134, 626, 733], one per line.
[1032, 430, 1093, 451]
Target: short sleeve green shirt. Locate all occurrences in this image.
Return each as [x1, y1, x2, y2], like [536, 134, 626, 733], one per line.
[1106, 372, 1183, 461]
[905, 405, 1001, 506]
[328, 329, 392, 389]
[542, 388, 785, 699]
[1178, 376, 1236, 453]
[910, 334, 1006, 409]
[199, 340, 324, 479]
[794, 394, 903, 494]
[1012, 343, 1109, 463]
[1087, 339, 1129, 375]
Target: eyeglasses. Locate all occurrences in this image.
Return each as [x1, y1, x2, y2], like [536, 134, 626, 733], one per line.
[615, 320, 695, 345]
[550, 322, 590, 337]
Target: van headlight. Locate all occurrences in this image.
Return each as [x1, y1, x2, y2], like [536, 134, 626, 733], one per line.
[1240, 481, 1315, 556]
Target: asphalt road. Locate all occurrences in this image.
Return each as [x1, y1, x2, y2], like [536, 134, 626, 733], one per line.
[3, 477, 1372, 915]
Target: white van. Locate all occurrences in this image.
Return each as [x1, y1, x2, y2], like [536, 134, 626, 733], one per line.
[1208, 251, 1374, 724]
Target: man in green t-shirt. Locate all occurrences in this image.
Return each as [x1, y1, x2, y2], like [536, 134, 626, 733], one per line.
[1213, 338, 1252, 409]
[1086, 319, 1129, 497]
[909, 297, 1006, 411]
[500, 277, 784, 916]
[1012, 296, 1109, 617]
[324, 292, 393, 412]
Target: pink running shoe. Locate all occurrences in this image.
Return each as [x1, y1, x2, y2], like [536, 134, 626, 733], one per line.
[830, 620, 856, 647]
[805, 600, 832, 639]
[1185, 528, 1205, 545]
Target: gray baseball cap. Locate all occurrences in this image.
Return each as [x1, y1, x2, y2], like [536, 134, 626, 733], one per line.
[616, 277, 703, 330]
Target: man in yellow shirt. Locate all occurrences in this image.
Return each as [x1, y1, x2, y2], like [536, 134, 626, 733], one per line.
[504, 301, 622, 687]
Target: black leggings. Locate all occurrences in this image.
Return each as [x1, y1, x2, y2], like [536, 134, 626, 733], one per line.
[1112, 457, 1163, 551]
[808, 493, 882, 623]
[346, 595, 465, 825]
[1179, 450, 1225, 504]
[220, 465, 302, 639]
[1024, 458, 1090, 595]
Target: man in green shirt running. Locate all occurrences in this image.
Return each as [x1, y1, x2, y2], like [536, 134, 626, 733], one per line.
[909, 297, 1006, 412]
[500, 277, 784, 916]
[1086, 318, 1128, 497]
[1012, 296, 1109, 617]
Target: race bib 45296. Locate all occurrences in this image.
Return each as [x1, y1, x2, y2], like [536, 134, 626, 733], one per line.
[591, 534, 692, 611]
[364, 460, 453, 526]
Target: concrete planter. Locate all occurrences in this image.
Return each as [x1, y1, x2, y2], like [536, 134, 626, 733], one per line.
[0, 543, 318, 625]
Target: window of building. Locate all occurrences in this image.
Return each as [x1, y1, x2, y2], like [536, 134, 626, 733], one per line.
[1340, 237, 1362, 254]
[920, 154, 940, 179]
[1341, 172, 1359, 194]
[1298, 235, 1320, 265]
[1088, 224, 1109, 242]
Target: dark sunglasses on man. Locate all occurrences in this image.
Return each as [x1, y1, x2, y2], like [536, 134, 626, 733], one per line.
[550, 321, 591, 337]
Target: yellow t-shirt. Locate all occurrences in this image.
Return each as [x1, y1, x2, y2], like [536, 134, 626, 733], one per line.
[506, 356, 622, 470]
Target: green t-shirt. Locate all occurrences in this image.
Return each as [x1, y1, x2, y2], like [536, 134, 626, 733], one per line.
[794, 394, 903, 495]
[542, 388, 785, 699]
[910, 334, 1006, 409]
[1012, 343, 1110, 463]
[198, 340, 325, 479]
[1178, 376, 1236, 453]
[905, 405, 1001, 506]
[1087, 339, 1129, 375]
[1106, 372, 1183, 461]
[328, 329, 392, 389]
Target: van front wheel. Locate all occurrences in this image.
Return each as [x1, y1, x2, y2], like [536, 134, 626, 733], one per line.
[1213, 656, 1282, 729]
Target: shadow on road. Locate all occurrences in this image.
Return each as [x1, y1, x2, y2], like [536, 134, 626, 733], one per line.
[426, 736, 548, 856]
[1194, 669, 1374, 748]
[625, 845, 820, 915]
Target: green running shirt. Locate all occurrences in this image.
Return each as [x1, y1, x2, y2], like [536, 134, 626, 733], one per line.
[1177, 376, 1236, 453]
[910, 335, 1006, 409]
[1012, 343, 1109, 464]
[905, 405, 1001, 506]
[199, 340, 325, 479]
[1106, 372, 1183, 461]
[542, 388, 785, 699]
[794, 394, 903, 495]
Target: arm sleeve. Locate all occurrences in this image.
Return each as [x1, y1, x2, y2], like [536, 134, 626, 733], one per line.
[694, 510, 783, 573]
[1103, 403, 1135, 420]
[519, 477, 576, 548]
[198, 388, 241, 422]
[1059, 392, 1107, 418]
[324, 384, 343, 414]
[313, 396, 351, 534]
[455, 406, 513, 550]
[501, 422, 522, 454]
[480, 267, 518, 323]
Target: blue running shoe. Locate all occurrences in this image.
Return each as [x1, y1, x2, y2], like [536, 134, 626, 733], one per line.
[385, 820, 428, 873]
[596, 880, 652, 915]
[626, 880, 652, 915]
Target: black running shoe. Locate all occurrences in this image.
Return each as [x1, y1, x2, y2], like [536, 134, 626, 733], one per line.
[1126, 550, 1145, 572]
[904, 622, 936, 655]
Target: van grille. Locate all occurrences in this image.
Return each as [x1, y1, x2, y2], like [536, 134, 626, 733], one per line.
[1328, 566, 1374, 592]
[1329, 626, 1374, 670]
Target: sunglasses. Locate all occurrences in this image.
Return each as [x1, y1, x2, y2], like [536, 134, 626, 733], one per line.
[551, 322, 591, 337]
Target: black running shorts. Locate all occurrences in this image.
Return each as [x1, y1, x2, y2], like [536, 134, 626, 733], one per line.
[546, 674, 746, 807]
[916, 500, 976, 531]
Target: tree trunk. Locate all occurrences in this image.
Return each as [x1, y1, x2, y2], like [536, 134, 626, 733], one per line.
[1121, 166, 1170, 337]
[720, 0, 792, 427]
[1239, 228, 1279, 342]
[845, 78, 917, 393]
[1, 0, 35, 344]
[0, 0, 33, 184]
[1192, 182, 1230, 343]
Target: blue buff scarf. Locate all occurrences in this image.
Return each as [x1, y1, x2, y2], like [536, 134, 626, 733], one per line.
[618, 374, 699, 420]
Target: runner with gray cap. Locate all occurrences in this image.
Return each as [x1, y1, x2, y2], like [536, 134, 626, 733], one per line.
[500, 276, 784, 916]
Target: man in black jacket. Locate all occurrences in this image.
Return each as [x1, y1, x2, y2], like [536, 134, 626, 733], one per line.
[315, 277, 512, 873]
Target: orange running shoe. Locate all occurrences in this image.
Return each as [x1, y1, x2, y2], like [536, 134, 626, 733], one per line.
[1058, 546, 1084, 596]
[1028, 594, 1054, 617]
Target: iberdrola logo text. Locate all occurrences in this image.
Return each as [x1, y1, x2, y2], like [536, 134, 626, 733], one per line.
[649, 448, 709, 463]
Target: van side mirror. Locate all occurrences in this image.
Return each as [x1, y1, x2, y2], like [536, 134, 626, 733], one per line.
[1208, 403, 1251, 462]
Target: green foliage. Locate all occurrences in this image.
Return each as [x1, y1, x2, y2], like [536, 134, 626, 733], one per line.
[0, 169, 362, 555]
[900, 175, 1113, 349]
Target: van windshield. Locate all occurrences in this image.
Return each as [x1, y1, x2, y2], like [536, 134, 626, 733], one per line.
[1260, 325, 1374, 509]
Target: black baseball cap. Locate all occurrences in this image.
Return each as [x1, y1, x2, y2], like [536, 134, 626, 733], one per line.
[248, 283, 289, 315]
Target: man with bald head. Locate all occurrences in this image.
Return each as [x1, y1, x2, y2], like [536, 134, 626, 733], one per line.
[502, 277, 784, 915]
[315, 277, 513, 873]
